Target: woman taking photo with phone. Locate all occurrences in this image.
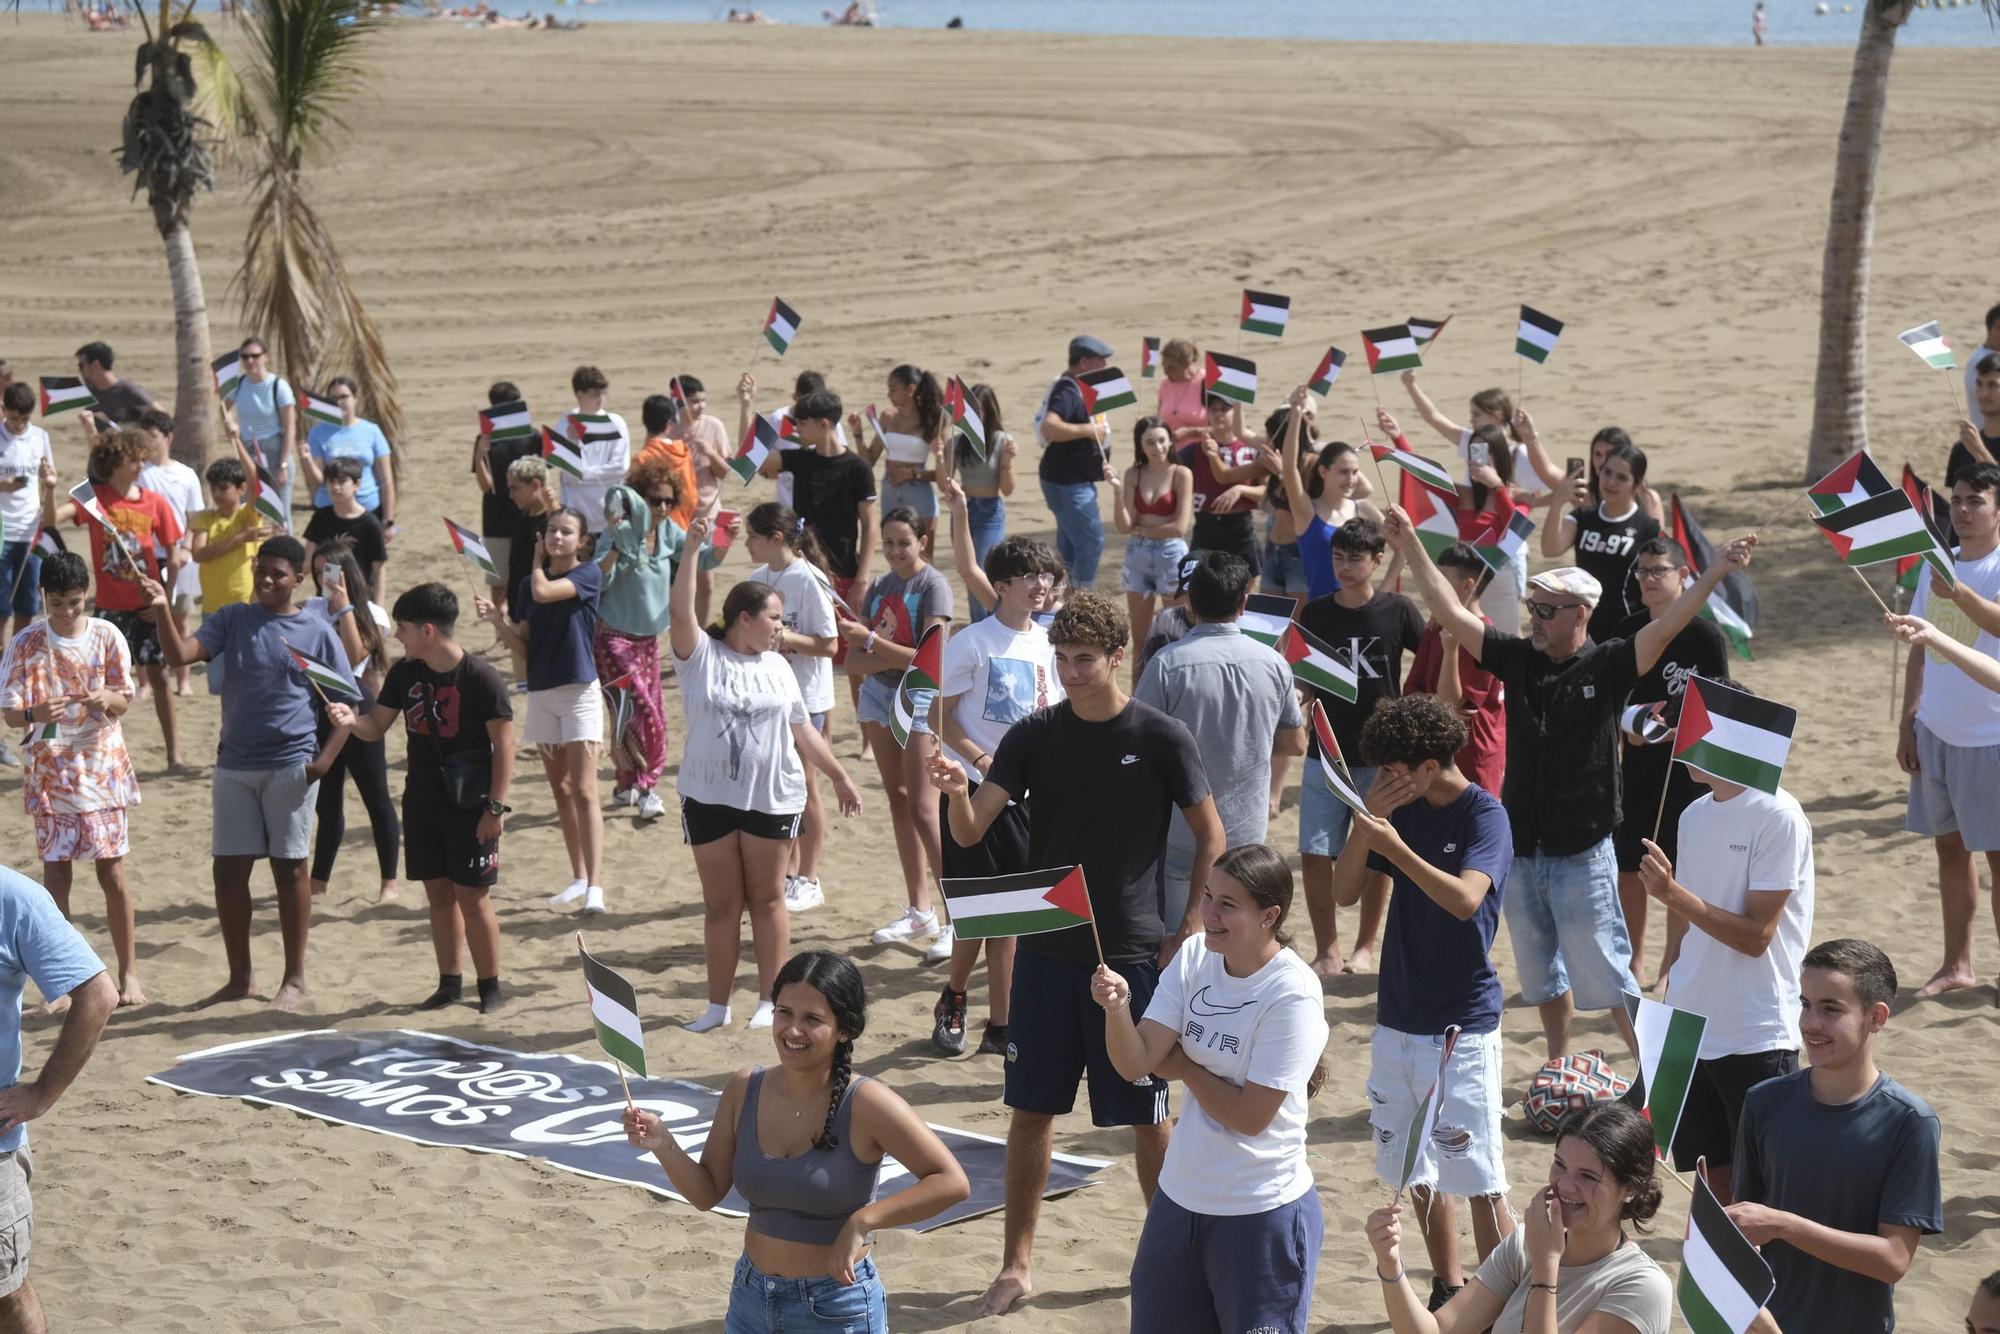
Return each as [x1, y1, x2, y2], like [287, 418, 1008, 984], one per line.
[1540, 440, 1661, 644]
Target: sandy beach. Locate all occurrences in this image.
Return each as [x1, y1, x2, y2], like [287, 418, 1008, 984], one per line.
[2, 15, 1997, 1331]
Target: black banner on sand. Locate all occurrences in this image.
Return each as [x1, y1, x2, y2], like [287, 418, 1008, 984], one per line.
[148, 1029, 1105, 1231]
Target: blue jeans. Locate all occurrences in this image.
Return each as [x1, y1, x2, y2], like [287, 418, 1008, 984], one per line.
[879, 477, 936, 521]
[1040, 480, 1104, 589]
[1503, 837, 1636, 1011]
[726, 1253, 886, 1334]
[1299, 764, 1378, 858]
[0, 542, 40, 618]
[964, 495, 1005, 622]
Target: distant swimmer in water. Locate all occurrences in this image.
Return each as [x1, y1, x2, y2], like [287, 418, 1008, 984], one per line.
[727, 7, 774, 21]
[1752, 2, 1767, 45]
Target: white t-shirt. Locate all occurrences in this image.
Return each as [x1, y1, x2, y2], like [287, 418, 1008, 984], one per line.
[748, 559, 837, 714]
[672, 631, 809, 815]
[1911, 546, 2000, 746]
[1144, 937, 1329, 1217]
[558, 409, 632, 535]
[1664, 785, 1815, 1059]
[141, 459, 207, 599]
[936, 614, 1062, 771]
[0, 422, 51, 542]
[770, 406, 850, 511]
[1455, 427, 1535, 492]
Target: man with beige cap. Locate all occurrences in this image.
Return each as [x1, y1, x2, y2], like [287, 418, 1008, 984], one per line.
[1382, 506, 1755, 1067]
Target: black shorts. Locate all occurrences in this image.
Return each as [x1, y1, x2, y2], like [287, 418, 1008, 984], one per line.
[101, 608, 165, 668]
[680, 794, 802, 846]
[1004, 950, 1170, 1127]
[404, 801, 499, 888]
[938, 783, 1030, 881]
[1670, 1048, 1797, 1172]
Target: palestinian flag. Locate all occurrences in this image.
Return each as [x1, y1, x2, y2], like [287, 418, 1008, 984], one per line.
[1202, 350, 1257, 405]
[1308, 346, 1347, 395]
[891, 622, 945, 748]
[1623, 991, 1706, 1158]
[1515, 306, 1564, 364]
[19, 720, 58, 746]
[1395, 1024, 1462, 1191]
[1141, 337, 1162, 379]
[762, 297, 802, 356]
[1806, 448, 1896, 516]
[1283, 622, 1358, 702]
[862, 404, 889, 450]
[33, 528, 63, 558]
[1621, 703, 1670, 746]
[1670, 494, 1757, 661]
[940, 865, 1094, 940]
[1309, 701, 1370, 817]
[302, 390, 342, 426]
[567, 412, 621, 445]
[1474, 509, 1535, 576]
[577, 934, 647, 1076]
[1240, 289, 1291, 337]
[1362, 325, 1423, 375]
[807, 561, 858, 619]
[779, 412, 803, 445]
[285, 640, 359, 699]
[1078, 366, 1138, 415]
[1407, 315, 1452, 348]
[443, 517, 499, 581]
[479, 399, 533, 441]
[1674, 674, 1795, 795]
[667, 376, 689, 411]
[212, 351, 244, 401]
[38, 377, 97, 417]
[1678, 1162, 1777, 1334]
[1239, 592, 1297, 649]
[250, 463, 289, 528]
[1811, 488, 1938, 570]
[1897, 319, 1955, 371]
[67, 483, 137, 571]
[1369, 442, 1458, 501]
[1895, 464, 1955, 594]
[946, 377, 989, 461]
[730, 414, 780, 485]
[542, 425, 585, 480]
[1402, 470, 1464, 558]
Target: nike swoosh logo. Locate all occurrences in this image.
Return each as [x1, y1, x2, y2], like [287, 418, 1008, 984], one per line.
[1187, 985, 1257, 1018]
[1121, 755, 1139, 765]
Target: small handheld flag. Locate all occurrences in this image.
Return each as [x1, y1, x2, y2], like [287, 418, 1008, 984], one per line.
[1671, 494, 1758, 661]
[1407, 315, 1452, 348]
[1897, 319, 1955, 371]
[1394, 1024, 1462, 1196]
[250, 464, 289, 529]
[1621, 703, 1670, 746]
[1806, 448, 1896, 515]
[1202, 350, 1258, 405]
[212, 351, 244, 401]
[1077, 366, 1138, 415]
[1623, 991, 1706, 1159]
[730, 414, 780, 485]
[301, 390, 342, 426]
[1810, 488, 1938, 571]
[1308, 346, 1347, 395]
[1399, 468, 1463, 558]
[1678, 1159, 1777, 1334]
[1515, 306, 1565, 364]
[891, 622, 945, 749]
[946, 378, 988, 462]
[443, 517, 499, 581]
[1673, 675, 1795, 795]
[1282, 622, 1358, 703]
[763, 297, 802, 356]
[66, 482, 140, 572]
[1309, 701, 1371, 817]
[1141, 337, 1162, 379]
[285, 640, 359, 700]
[1362, 325, 1423, 375]
[1473, 509, 1536, 576]
[578, 933, 648, 1086]
[38, 377, 97, 418]
[567, 412, 621, 445]
[541, 425, 586, 480]
[1368, 442, 1459, 500]
[478, 399, 534, 442]
[1238, 592, 1300, 649]
[940, 865, 1094, 941]
[1240, 289, 1291, 338]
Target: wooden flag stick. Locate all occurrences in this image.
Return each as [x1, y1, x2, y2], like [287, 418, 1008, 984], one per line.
[281, 636, 334, 708]
[1650, 764, 1675, 844]
[1848, 565, 1894, 617]
[1364, 418, 1393, 497]
[613, 1058, 636, 1110]
[1087, 910, 1107, 972]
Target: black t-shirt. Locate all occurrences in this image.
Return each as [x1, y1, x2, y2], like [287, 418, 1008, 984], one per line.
[1037, 376, 1105, 486]
[1295, 589, 1426, 758]
[1482, 628, 1639, 857]
[478, 432, 543, 536]
[985, 698, 1210, 965]
[1614, 612, 1728, 715]
[303, 507, 388, 571]
[1612, 611, 1727, 853]
[378, 653, 514, 799]
[507, 510, 549, 608]
[781, 449, 877, 580]
[92, 378, 155, 429]
[1945, 431, 2000, 492]
[1566, 504, 1659, 643]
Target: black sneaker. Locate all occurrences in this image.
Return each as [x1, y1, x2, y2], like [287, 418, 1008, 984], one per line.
[977, 1023, 1008, 1056]
[931, 986, 967, 1056]
[1427, 1277, 1463, 1313]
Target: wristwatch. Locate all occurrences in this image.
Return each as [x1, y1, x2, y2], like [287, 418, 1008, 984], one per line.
[484, 800, 512, 816]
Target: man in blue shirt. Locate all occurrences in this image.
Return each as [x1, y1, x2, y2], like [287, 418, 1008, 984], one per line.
[1333, 692, 1515, 1311]
[1035, 335, 1117, 589]
[0, 862, 115, 1330]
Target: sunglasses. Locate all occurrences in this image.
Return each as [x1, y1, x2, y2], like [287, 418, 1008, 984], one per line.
[1525, 599, 1582, 622]
[645, 494, 675, 506]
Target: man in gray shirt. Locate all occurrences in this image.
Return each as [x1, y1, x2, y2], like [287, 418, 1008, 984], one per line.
[1136, 549, 1307, 929]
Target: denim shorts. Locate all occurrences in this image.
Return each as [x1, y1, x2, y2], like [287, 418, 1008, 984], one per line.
[1367, 1026, 1508, 1197]
[1299, 764, 1377, 858]
[1260, 538, 1308, 596]
[1121, 534, 1188, 596]
[726, 1253, 886, 1334]
[1502, 837, 1637, 1010]
[855, 673, 933, 736]
[1129, 1187, 1322, 1334]
[879, 477, 936, 520]
[0, 543, 40, 618]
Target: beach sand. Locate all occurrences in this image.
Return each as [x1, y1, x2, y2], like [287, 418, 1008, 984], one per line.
[2, 16, 1997, 1331]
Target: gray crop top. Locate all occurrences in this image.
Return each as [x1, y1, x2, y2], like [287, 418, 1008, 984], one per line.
[732, 1068, 882, 1245]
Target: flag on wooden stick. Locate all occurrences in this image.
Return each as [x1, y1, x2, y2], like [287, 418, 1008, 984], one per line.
[1623, 991, 1706, 1158]
[1394, 1024, 1462, 1194]
[578, 934, 648, 1077]
[729, 414, 780, 485]
[1240, 289, 1291, 337]
[763, 297, 802, 356]
[542, 425, 586, 480]
[891, 622, 945, 748]
[1141, 337, 1162, 378]
[1677, 1160, 1776, 1334]
[285, 641, 360, 699]
[1308, 346, 1347, 395]
[940, 865, 1094, 940]
[479, 399, 533, 441]
[1203, 351, 1258, 405]
[1897, 319, 1955, 370]
[1515, 306, 1565, 363]
[1672, 675, 1795, 795]
[38, 378, 97, 418]
[1362, 325, 1423, 375]
[1078, 366, 1138, 415]
[443, 517, 499, 581]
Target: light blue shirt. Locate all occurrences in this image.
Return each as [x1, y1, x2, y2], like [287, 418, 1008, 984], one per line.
[233, 374, 295, 443]
[306, 419, 392, 511]
[194, 602, 356, 769]
[0, 865, 107, 1152]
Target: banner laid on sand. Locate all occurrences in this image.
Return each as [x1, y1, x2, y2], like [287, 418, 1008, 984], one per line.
[147, 1030, 1106, 1230]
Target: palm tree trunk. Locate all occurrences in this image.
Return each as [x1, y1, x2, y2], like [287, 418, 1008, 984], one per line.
[156, 203, 220, 470]
[1805, 1, 1912, 479]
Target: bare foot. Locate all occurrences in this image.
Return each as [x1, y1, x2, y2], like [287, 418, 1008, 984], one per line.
[1345, 944, 1376, 974]
[1917, 967, 1978, 998]
[270, 977, 308, 1012]
[976, 1269, 1032, 1317]
[376, 882, 400, 903]
[1309, 951, 1343, 980]
[117, 975, 147, 1007]
[31, 994, 71, 1018]
[309, 879, 330, 897]
[195, 977, 255, 1008]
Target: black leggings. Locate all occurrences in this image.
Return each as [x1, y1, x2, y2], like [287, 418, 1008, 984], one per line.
[313, 717, 400, 883]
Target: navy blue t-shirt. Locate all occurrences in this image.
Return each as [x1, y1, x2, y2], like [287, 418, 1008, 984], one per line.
[1037, 376, 1105, 486]
[515, 560, 602, 691]
[1367, 783, 1514, 1035]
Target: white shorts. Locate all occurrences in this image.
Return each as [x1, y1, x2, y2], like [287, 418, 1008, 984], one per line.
[1366, 1025, 1508, 1198]
[524, 681, 603, 747]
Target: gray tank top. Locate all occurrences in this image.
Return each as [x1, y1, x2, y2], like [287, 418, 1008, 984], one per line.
[732, 1068, 881, 1244]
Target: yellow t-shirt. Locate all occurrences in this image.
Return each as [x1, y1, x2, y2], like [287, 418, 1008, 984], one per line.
[193, 506, 260, 608]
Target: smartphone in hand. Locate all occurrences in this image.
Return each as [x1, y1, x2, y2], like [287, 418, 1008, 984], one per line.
[1566, 456, 1586, 476]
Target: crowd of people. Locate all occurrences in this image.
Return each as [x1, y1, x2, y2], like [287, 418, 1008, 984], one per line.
[2, 307, 1998, 1331]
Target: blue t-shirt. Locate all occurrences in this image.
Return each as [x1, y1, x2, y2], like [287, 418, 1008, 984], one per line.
[1298, 512, 1342, 601]
[516, 560, 601, 692]
[1367, 783, 1513, 1035]
[0, 865, 107, 1152]
[307, 419, 392, 511]
[194, 601, 355, 769]
[1037, 376, 1105, 486]
[233, 374, 295, 442]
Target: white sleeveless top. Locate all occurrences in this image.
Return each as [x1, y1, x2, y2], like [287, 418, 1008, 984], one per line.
[880, 429, 930, 466]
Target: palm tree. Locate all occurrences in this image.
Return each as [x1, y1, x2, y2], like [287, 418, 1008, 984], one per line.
[1805, 0, 1994, 479]
[119, 1, 226, 468]
[210, 0, 403, 454]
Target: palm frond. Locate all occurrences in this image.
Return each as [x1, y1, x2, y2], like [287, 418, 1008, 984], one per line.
[244, 0, 384, 170]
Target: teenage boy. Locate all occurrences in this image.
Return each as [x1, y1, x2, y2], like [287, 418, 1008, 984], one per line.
[302, 457, 388, 600]
[1382, 502, 1755, 1063]
[74, 340, 153, 428]
[1035, 335, 1119, 589]
[1971, 1272, 2000, 1334]
[1177, 394, 1266, 571]
[1949, 353, 2000, 490]
[560, 365, 630, 537]
[1401, 541, 1506, 797]
[1966, 303, 2000, 421]
[1899, 463, 2000, 996]
[135, 407, 205, 695]
[1334, 692, 1515, 1310]
[0, 382, 52, 642]
[631, 392, 701, 530]
[145, 536, 356, 1011]
[190, 457, 276, 696]
[39, 428, 185, 769]
[1730, 938, 1943, 1333]
[343, 583, 516, 1013]
[931, 537, 1064, 1057]
[930, 591, 1223, 1318]
[1295, 516, 1425, 976]
[657, 375, 731, 622]
[0, 552, 144, 1006]
[472, 379, 540, 596]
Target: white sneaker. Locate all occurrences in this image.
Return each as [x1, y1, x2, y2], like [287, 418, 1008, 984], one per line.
[922, 922, 956, 965]
[746, 1000, 775, 1030]
[871, 907, 939, 944]
[611, 786, 636, 808]
[582, 885, 606, 914]
[784, 877, 825, 912]
[548, 879, 588, 907]
[0, 740, 18, 768]
[636, 791, 667, 820]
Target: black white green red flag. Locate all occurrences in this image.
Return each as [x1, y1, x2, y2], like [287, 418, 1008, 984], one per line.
[1308, 346, 1347, 395]
[1806, 448, 1896, 516]
[212, 351, 244, 401]
[1515, 306, 1564, 363]
[1672, 675, 1795, 795]
[1203, 351, 1257, 405]
[1394, 1024, 1462, 1193]
[1368, 442, 1458, 501]
[1670, 494, 1757, 661]
[302, 391, 341, 426]
[1078, 366, 1138, 415]
[443, 517, 499, 581]
[730, 415, 780, 486]
[1474, 509, 1535, 576]
[578, 934, 648, 1077]
[1407, 315, 1452, 348]
[479, 399, 533, 442]
[542, 425, 585, 480]
[1240, 289, 1291, 337]
[1238, 592, 1297, 649]
[1896, 319, 1955, 371]
[1623, 991, 1706, 1159]
[763, 297, 802, 356]
[566, 412, 620, 445]
[1309, 701, 1371, 817]
[1677, 1159, 1776, 1334]
[940, 865, 1094, 941]
[892, 622, 944, 749]
[285, 640, 359, 699]
[1362, 325, 1423, 375]
[1282, 622, 1358, 702]
[1141, 337, 1162, 379]
[1811, 488, 1939, 574]
[249, 464, 289, 529]
[38, 378, 96, 417]
[946, 378, 988, 461]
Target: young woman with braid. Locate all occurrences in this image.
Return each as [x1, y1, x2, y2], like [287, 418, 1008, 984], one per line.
[624, 950, 969, 1334]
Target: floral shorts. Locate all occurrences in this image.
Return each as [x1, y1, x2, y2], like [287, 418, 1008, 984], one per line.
[33, 808, 129, 862]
